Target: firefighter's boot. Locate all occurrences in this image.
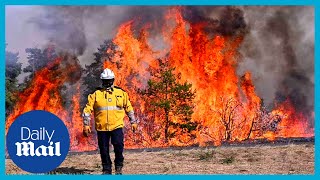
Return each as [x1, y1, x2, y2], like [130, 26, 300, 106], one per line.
[102, 165, 112, 175]
[115, 166, 123, 175]
[102, 170, 112, 175]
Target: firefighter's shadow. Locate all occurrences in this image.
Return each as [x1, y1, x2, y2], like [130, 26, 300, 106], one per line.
[49, 167, 95, 175]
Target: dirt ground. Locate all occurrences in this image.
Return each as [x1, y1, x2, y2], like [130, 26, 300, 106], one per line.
[5, 143, 314, 175]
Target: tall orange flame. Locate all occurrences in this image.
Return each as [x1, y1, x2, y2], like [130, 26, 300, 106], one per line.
[6, 8, 313, 151]
[6, 55, 96, 152]
[104, 8, 313, 147]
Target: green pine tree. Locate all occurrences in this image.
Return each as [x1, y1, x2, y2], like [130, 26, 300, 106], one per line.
[81, 40, 118, 108]
[139, 59, 197, 143]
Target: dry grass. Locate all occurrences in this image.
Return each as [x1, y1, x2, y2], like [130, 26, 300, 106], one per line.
[6, 143, 314, 175]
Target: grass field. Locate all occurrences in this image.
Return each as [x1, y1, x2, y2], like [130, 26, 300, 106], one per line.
[6, 143, 314, 175]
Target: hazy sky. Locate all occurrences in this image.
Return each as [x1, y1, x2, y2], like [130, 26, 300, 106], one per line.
[6, 6, 48, 67]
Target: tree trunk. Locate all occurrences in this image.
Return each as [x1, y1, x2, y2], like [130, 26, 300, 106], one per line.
[164, 109, 169, 143]
[245, 118, 255, 140]
[225, 126, 231, 141]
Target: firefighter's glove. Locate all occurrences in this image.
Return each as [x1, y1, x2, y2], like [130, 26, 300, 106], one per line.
[83, 126, 92, 137]
[131, 123, 138, 133]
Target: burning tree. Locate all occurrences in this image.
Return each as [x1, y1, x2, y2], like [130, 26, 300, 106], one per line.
[214, 96, 243, 141]
[23, 46, 57, 85]
[243, 106, 282, 141]
[139, 59, 197, 144]
[5, 50, 97, 152]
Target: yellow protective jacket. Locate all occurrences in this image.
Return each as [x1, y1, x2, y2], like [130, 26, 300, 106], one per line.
[82, 86, 136, 131]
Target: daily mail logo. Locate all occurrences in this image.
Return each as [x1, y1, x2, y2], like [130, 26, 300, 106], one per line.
[15, 127, 61, 157]
[6, 110, 70, 173]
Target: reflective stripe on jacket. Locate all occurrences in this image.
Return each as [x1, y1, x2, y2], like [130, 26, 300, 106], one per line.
[83, 87, 134, 131]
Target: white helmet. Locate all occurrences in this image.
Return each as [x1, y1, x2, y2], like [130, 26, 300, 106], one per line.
[100, 68, 115, 79]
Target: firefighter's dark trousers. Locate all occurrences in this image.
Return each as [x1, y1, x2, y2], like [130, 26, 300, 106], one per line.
[97, 128, 124, 172]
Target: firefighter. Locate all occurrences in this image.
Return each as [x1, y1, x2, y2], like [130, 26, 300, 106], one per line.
[82, 68, 138, 175]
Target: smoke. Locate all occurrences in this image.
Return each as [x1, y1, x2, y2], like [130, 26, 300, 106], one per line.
[238, 6, 314, 116]
[182, 6, 314, 118]
[183, 6, 247, 36]
[6, 6, 314, 116]
[26, 6, 171, 65]
[26, 6, 249, 63]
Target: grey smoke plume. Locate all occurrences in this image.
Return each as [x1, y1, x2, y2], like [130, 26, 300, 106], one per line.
[238, 6, 314, 116]
[28, 6, 170, 65]
[29, 7, 88, 56]
[6, 6, 314, 116]
[183, 6, 247, 36]
[29, 6, 249, 62]
[182, 6, 314, 118]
